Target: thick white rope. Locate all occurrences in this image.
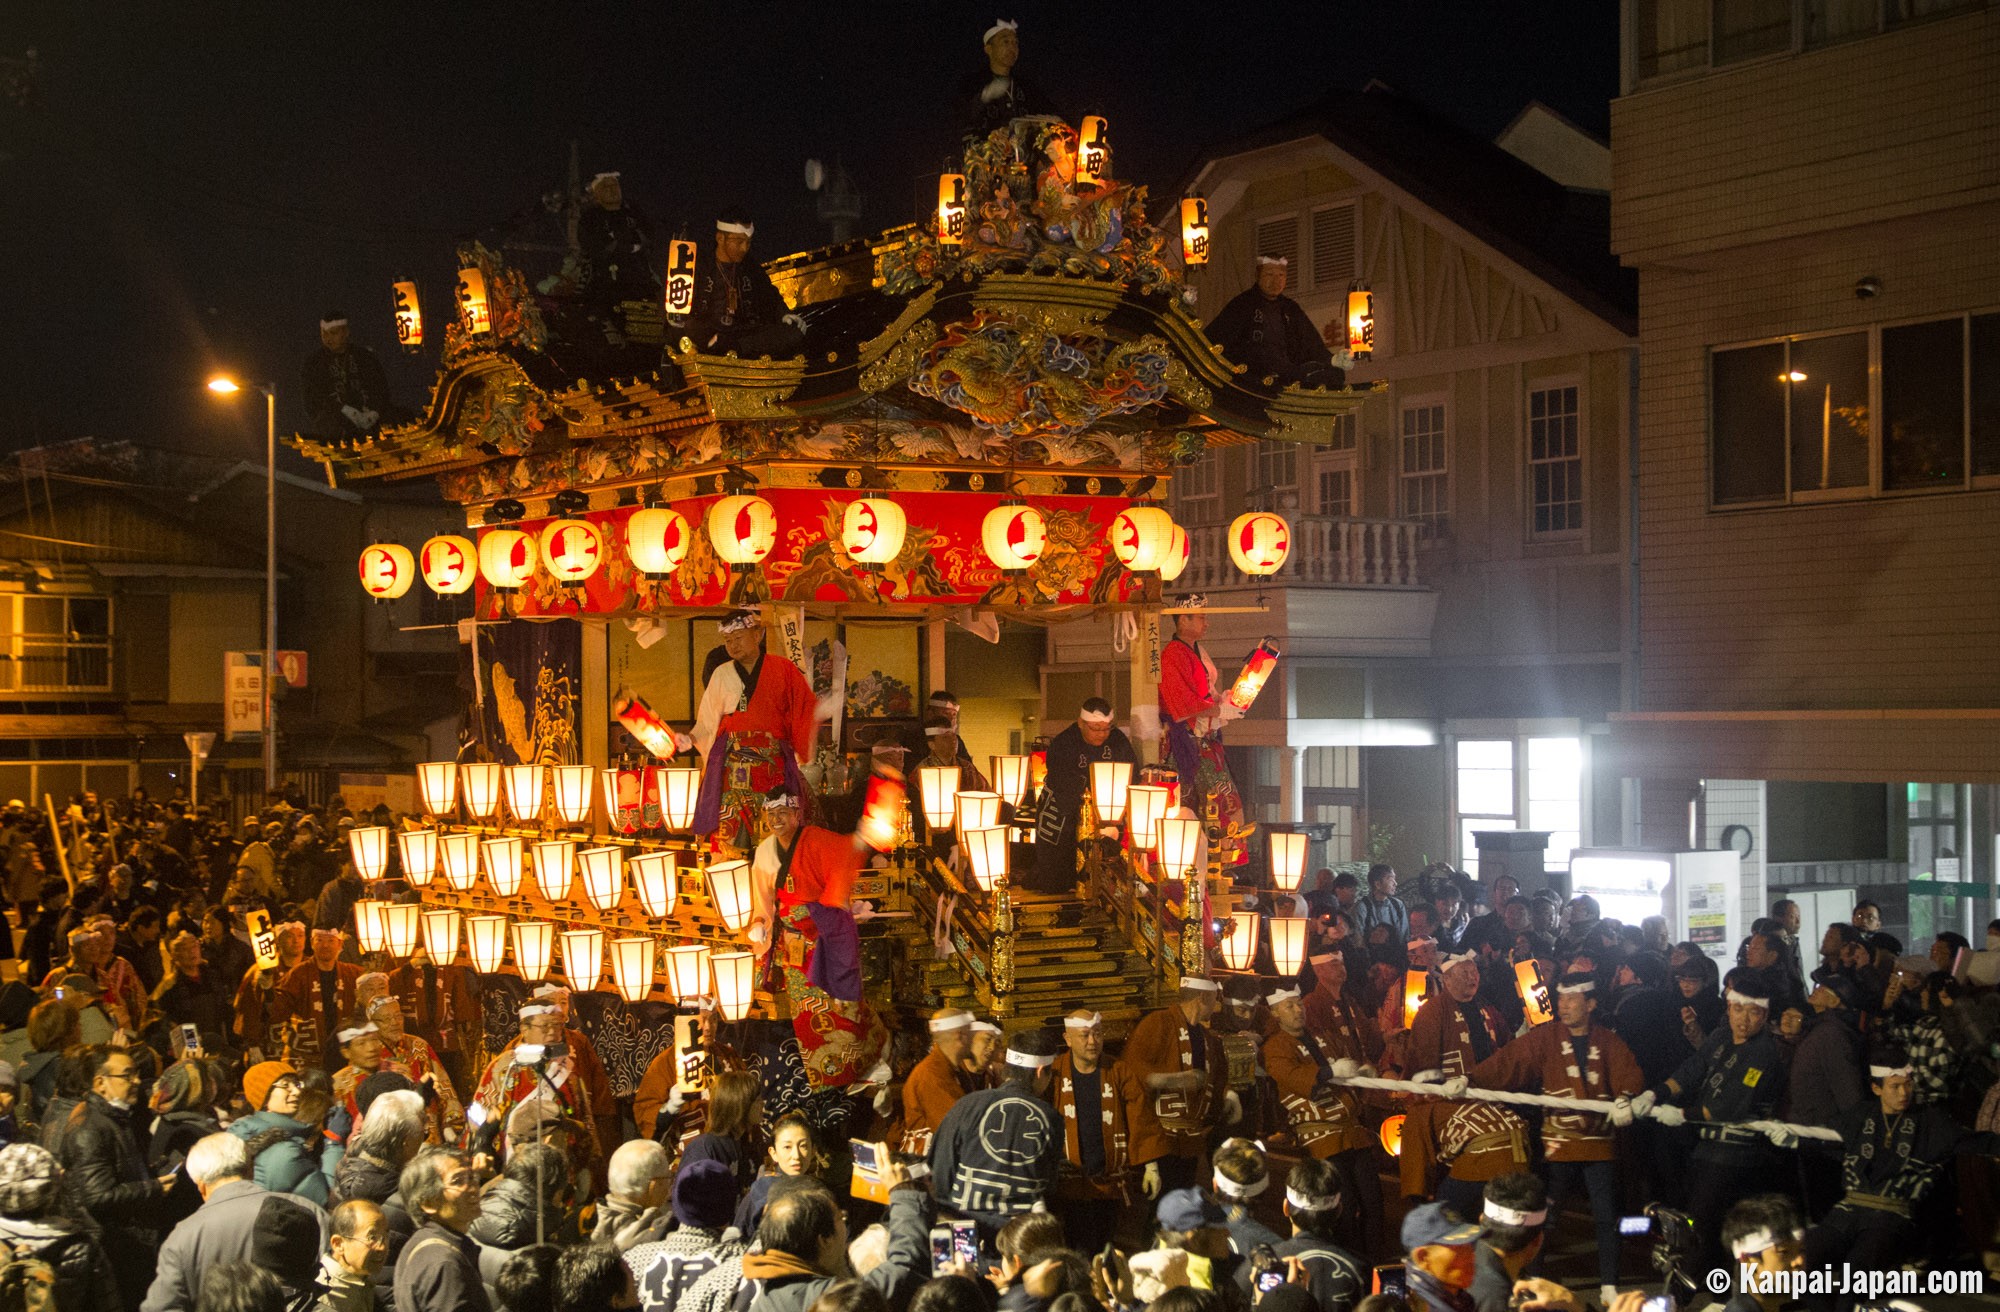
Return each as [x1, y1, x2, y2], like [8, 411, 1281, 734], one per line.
[1322, 1060, 1843, 1145]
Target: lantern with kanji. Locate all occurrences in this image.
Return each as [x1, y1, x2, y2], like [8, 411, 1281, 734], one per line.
[478, 529, 537, 591]
[626, 506, 691, 579]
[1515, 959, 1555, 1028]
[1220, 910, 1260, 971]
[1346, 283, 1375, 362]
[1180, 197, 1210, 266]
[937, 173, 968, 245]
[1228, 512, 1291, 576]
[419, 535, 476, 595]
[1109, 506, 1177, 573]
[1402, 969, 1429, 1028]
[392, 278, 423, 351]
[841, 498, 906, 566]
[456, 265, 492, 334]
[982, 504, 1045, 570]
[359, 544, 414, 601]
[664, 238, 697, 318]
[539, 518, 602, 586]
[1225, 638, 1282, 714]
[706, 495, 777, 567]
[1379, 1114, 1406, 1157]
[1159, 524, 1191, 583]
[1077, 116, 1110, 186]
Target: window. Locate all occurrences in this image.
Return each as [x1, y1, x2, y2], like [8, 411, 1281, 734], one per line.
[1528, 385, 1583, 535]
[1255, 439, 1297, 492]
[1635, 0, 1710, 77]
[1973, 312, 2000, 476]
[1710, 334, 1868, 504]
[1400, 401, 1449, 536]
[1178, 449, 1222, 524]
[0, 595, 113, 693]
[1456, 739, 1516, 865]
[1715, 0, 1794, 61]
[1807, 0, 1882, 43]
[1526, 737, 1583, 871]
[1317, 467, 1353, 518]
[1881, 318, 1964, 489]
[1254, 215, 1299, 272]
[1311, 205, 1357, 290]
[1327, 411, 1358, 453]
[1787, 333, 1871, 493]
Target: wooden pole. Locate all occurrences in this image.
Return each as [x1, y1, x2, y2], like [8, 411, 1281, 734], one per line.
[42, 793, 73, 898]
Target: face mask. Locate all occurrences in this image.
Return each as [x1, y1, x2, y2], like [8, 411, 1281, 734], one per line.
[1987, 933, 2000, 951]
[102, 1095, 132, 1112]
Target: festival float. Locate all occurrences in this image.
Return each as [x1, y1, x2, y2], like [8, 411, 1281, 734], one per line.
[306, 113, 1376, 1107]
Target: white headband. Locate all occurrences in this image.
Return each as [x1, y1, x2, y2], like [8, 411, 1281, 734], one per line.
[1264, 988, 1301, 1006]
[518, 1003, 559, 1020]
[929, 1012, 972, 1032]
[365, 995, 397, 1017]
[1005, 1049, 1055, 1069]
[1063, 1014, 1101, 1030]
[1180, 977, 1220, 993]
[532, 984, 568, 1000]
[336, 1024, 379, 1044]
[1407, 937, 1436, 952]
[1285, 1185, 1339, 1212]
[763, 793, 799, 811]
[590, 171, 621, 185]
[1483, 1200, 1548, 1227]
[924, 726, 953, 737]
[1725, 989, 1770, 1009]
[1868, 1065, 1913, 1079]
[983, 19, 1017, 43]
[1730, 1228, 1777, 1260]
[716, 221, 754, 237]
[1213, 1172, 1267, 1200]
[970, 1021, 1002, 1035]
[1255, 255, 1289, 267]
[1309, 952, 1336, 964]
[1556, 980, 1595, 995]
[320, 316, 348, 330]
[1440, 951, 1477, 971]
[1079, 709, 1112, 725]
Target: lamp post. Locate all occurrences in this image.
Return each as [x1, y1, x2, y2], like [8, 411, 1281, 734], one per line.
[206, 376, 278, 794]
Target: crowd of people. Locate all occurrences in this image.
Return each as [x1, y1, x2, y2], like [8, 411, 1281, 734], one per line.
[0, 788, 1996, 1312]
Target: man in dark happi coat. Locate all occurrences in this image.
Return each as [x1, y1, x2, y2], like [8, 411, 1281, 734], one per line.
[1205, 256, 1343, 388]
[680, 212, 804, 359]
[300, 312, 395, 440]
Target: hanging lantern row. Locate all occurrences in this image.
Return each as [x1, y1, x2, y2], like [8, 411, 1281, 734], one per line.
[418, 761, 701, 831]
[365, 498, 1286, 599]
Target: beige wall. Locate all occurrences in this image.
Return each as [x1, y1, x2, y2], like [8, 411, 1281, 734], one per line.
[169, 586, 263, 703]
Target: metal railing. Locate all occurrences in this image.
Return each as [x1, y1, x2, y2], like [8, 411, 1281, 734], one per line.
[1178, 515, 1425, 591]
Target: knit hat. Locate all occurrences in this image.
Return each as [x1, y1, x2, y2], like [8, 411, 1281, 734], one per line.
[252, 1194, 321, 1286]
[0, 1143, 61, 1214]
[672, 1158, 738, 1230]
[243, 1060, 297, 1112]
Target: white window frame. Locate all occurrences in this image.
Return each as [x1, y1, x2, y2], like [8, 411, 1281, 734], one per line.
[0, 594, 115, 694]
[1399, 395, 1450, 537]
[1526, 378, 1586, 539]
[1176, 448, 1223, 525]
[1254, 439, 1298, 495]
[1450, 725, 1590, 872]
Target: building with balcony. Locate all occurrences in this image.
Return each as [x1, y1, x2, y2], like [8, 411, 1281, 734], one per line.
[1608, 1, 2000, 945]
[1047, 84, 1638, 878]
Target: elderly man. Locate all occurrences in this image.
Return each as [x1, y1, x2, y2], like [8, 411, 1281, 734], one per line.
[1206, 255, 1340, 388]
[60, 1045, 179, 1306]
[154, 931, 234, 1056]
[681, 213, 804, 359]
[1400, 950, 1526, 1216]
[1156, 595, 1250, 868]
[520, 984, 617, 1155]
[393, 1147, 488, 1312]
[690, 611, 819, 853]
[900, 690, 975, 765]
[1629, 966, 1788, 1277]
[141, 1132, 328, 1312]
[233, 919, 305, 1063]
[44, 924, 147, 1031]
[300, 312, 394, 441]
[1264, 983, 1381, 1258]
[1472, 972, 1643, 1306]
[1030, 696, 1137, 894]
[1048, 1008, 1138, 1255]
[388, 941, 482, 1096]
[273, 928, 362, 1071]
[1124, 977, 1235, 1198]
[472, 999, 602, 1177]
[357, 990, 464, 1143]
[901, 1007, 974, 1156]
[931, 1029, 1065, 1229]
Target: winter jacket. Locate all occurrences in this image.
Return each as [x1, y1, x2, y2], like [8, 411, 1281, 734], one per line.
[465, 1176, 549, 1250]
[334, 1149, 404, 1206]
[58, 1092, 165, 1248]
[0, 1211, 120, 1311]
[140, 1178, 329, 1312]
[1787, 1008, 1867, 1129]
[308, 1249, 377, 1312]
[230, 1109, 342, 1205]
[149, 1109, 219, 1230]
[393, 1221, 491, 1312]
[739, 1184, 932, 1312]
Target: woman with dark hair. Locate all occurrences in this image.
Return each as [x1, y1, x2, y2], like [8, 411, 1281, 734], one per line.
[17, 1000, 78, 1125]
[676, 1069, 764, 1194]
[810, 1278, 891, 1312]
[1672, 952, 1724, 1049]
[733, 1109, 826, 1237]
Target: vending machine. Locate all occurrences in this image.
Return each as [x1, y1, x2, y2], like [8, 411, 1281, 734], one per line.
[1566, 848, 1743, 971]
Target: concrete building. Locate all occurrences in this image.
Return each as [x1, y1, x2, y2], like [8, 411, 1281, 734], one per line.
[1608, 1, 2000, 946]
[1046, 84, 1638, 882]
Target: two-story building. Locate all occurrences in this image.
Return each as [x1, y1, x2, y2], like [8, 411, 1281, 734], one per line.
[1608, 0, 2000, 944]
[1044, 84, 1638, 880]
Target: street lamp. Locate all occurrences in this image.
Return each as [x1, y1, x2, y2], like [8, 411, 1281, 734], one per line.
[206, 374, 278, 793]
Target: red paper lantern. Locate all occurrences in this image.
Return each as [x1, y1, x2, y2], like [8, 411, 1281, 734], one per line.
[358, 544, 415, 600]
[1109, 506, 1177, 572]
[420, 535, 477, 596]
[1228, 512, 1291, 576]
[539, 518, 602, 586]
[982, 505, 1045, 571]
[706, 495, 778, 566]
[478, 529, 538, 591]
[841, 498, 907, 565]
[626, 507, 691, 578]
[1159, 524, 1190, 583]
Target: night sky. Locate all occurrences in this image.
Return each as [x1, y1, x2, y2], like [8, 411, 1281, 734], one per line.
[0, 1, 1617, 466]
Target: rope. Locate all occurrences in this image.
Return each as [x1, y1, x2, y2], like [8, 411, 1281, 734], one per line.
[1322, 1064, 1844, 1145]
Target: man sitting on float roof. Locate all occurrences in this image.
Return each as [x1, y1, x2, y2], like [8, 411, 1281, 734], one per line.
[681, 210, 805, 359]
[1204, 255, 1344, 389]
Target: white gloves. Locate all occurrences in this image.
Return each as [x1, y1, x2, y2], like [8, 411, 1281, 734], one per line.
[1410, 1069, 1443, 1086]
[783, 313, 806, 333]
[873, 1086, 894, 1116]
[1217, 701, 1245, 724]
[1330, 1058, 1360, 1079]
[1627, 1089, 1658, 1118]
[663, 1089, 687, 1117]
[1439, 1076, 1470, 1099]
[1608, 1097, 1636, 1128]
[1141, 1161, 1162, 1199]
[1223, 1090, 1243, 1125]
[1356, 1064, 1379, 1079]
[1651, 1105, 1686, 1128]
[1766, 1127, 1800, 1149]
[1097, 824, 1122, 839]
[340, 405, 380, 431]
[747, 922, 769, 947]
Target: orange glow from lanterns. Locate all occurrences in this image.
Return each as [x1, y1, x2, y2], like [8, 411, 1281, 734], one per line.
[657, 766, 700, 831]
[504, 765, 544, 823]
[626, 507, 691, 578]
[707, 858, 754, 933]
[420, 907, 460, 963]
[397, 829, 437, 888]
[1220, 910, 1260, 971]
[359, 545, 415, 600]
[560, 927, 604, 987]
[665, 238, 698, 317]
[578, 847, 624, 912]
[1269, 832, 1307, 892]
[483, 836, 524, 898]
[706, 495, 778, 566]
[1090, 761, 1132, 824]
[456, 265, 492, 334]
[1346, 284, 1375, 361]
[466, 914, 508, 974]
[417, 762, 457, 817]
[841, 498, 907, 566]
[1108, 506, 1177, 573]
[713, 950, 755, 1021]
[531, 839, 575, 902]
[512, 919, 553, 982]
[539, 518, 603, 585]
[440, 832, 480, 893]
[1225, 639, 1281, 715]
[937, 173, 968, 245]
[1076, 116, 1111, 186]
[1228, 512, 1292, 576]
[392, 278, 423, 349]
[477, 529, 538, 591]
[631, 850, 678, 918]
[1269, 916, 1307, 977]
[1402, 969, 1429, 1029]
[1515, 959, 1555, 1027]
[1379, 1113, 1406, 1157]
[1180, 197, 1210, 265]
[419, 535, 476, 595]
[1128, 784, 1170, 851]
[981, 504, 1045, 570]
[666, 943, 712, 1003]
[991, 755, 1030, 808]
[460, 763, 501, 821]
[612, 936, 656, 1002]
[552, 766, 594, 827]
